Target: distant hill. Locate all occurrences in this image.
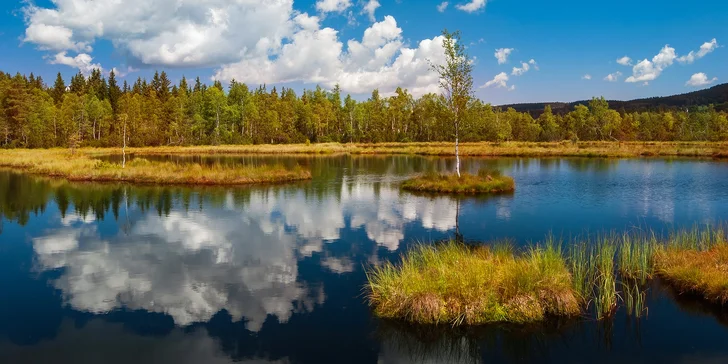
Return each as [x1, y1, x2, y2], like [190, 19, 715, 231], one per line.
[499, 83, 728, 116]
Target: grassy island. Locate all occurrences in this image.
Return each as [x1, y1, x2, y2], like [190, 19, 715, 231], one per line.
[367, 226, 728, 326]
[0, 149, 311, 185]
[401, 169, 515, 195]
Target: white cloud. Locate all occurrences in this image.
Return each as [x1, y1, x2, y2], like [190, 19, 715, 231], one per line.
[481, 72, 514, 91]
[494, 48, 513, 64]
[316, 0, 352, 13]
[686, 72, 717, 87]
[24, 23, 91, 53]
[511, 59, 536, 76]
[616, 56, 632, 66]
[437, 2, 449, 12]
[214, 15, 447, 97]
[604, 71, 622, 82]
[625, 45, 676, 83]
[23, 0, 297, 68]
[49, 52, 103, 75]
[677, 38, 719, 64]
[582, 74, 592, 80]
[362, 0, 381, 22]
[456, 0, 487, 13]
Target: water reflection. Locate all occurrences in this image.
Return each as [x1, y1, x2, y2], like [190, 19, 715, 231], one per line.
[2, 155, 728, 363]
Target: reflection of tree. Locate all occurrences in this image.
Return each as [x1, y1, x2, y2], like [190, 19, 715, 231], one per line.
[0, 171, 52, 226]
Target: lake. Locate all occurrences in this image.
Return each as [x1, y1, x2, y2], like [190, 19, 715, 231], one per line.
[1, 155, 728, 363]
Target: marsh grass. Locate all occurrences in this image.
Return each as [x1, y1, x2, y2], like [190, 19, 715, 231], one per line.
[654, 225, 728, 303]
[367, 225, 728, 326]
[0, 149, 311, 185]
[400, 169, 515, 195]
[366, 241, 580, 326]
[62, 141, 728, 159]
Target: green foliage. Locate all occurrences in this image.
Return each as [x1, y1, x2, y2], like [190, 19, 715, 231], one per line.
[0, 68, 727, 149]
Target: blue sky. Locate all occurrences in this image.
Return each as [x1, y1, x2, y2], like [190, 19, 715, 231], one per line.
[1, 0, 726, 104]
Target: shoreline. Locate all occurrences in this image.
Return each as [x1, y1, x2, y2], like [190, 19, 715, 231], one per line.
[74, 141, 728, 159]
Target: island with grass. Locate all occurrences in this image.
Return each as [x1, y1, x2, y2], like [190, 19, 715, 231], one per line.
[366, 226, 728, 326]
[0, 149, 311, 186]
[401, 169, 515, 195]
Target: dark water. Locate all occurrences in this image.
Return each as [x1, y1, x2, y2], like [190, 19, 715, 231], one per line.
[2, 155, 728, 363]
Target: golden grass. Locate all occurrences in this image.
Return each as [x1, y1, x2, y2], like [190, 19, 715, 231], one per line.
[401, 169, 515, 194]
[0, 149, 311, 185]
[366, 241, 580, 326]
[75, 141, 728, 158]
[654, 228, 728, 303]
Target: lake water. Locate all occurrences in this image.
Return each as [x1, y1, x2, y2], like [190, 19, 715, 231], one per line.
[2, 155, 728, 363]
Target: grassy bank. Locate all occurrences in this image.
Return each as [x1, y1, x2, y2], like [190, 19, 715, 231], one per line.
[366, 226, 728, 326]
[366, 241, 580, 325]
[75, 141, 728, 158]
[0, 149, 311, 185]
[401, 169, 515, 194]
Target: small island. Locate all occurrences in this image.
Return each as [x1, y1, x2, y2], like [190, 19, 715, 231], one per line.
[0, 149, 312, 186]
[401, 169, 515, 195]
[366, 226, 728, 326]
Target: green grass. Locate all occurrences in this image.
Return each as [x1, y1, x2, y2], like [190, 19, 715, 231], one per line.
[366, 241, 580, 326]
[366, 225, 728, 326]
[400, 169, 515, 195]
[0, 149, 311, 185]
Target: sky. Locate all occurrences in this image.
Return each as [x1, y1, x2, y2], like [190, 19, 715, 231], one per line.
[0, 0, 726, 105]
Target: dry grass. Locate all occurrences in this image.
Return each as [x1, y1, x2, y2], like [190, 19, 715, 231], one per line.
[654, 227, 728, 303]
[75, 141, 728, 158]
[401, 169, 515, 194]
[0, 149, 311, 185]
[366, 241, 580, 326]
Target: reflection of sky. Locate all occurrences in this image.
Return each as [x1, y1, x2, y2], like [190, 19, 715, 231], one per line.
[6, 156, 728, 363]
[31, 180, 460, 330]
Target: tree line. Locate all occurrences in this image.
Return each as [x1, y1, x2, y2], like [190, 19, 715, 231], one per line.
[1, 69, 727, 149]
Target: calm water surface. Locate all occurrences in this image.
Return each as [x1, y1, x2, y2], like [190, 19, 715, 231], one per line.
[2, 155, 728, 363]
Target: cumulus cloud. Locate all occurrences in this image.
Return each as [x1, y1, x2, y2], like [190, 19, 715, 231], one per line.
[604, 71, 622, 82]
[616, 56, 632, 66]
[316, 0, 352, 13]
[456, 0, 487, 13]
[480, 72, 515, 91]
[22, 1, 451, 97]
[213, 16, 448, 96]
[511, 59, 537, 76]
[49, 52, 103, 75]
[494, 48, 513, 64]
[677, 38, 719, 64]
[362, 0, 381, 22]
[437, 2, 449, 12]
[582, 74, 592, 80]
[686, 72, 717, 87]
[625, 45, 676, 83]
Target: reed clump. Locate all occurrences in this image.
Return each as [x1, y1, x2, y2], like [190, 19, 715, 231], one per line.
[401, 169, 515, 195]
[367, 225, 728, 326]
[0, 149, 311, 185]
[366, 241, 580, 326]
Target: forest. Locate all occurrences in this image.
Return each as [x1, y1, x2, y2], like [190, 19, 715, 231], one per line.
[1, 69, 727, 149]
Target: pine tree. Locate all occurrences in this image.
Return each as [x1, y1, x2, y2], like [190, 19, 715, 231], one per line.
[51, 72, 66, 105]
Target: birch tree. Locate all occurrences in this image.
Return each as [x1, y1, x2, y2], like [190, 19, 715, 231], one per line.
[431, 30, 473, 177]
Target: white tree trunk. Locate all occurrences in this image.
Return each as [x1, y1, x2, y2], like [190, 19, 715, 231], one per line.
[455, 136, 461, 177]
[122, 119, 127, 169]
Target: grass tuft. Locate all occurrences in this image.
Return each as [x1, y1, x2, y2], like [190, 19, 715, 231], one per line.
[401, 169, 515, 195]
[366, 241, 580, 326]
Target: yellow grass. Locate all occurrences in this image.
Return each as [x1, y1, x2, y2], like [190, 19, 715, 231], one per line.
[401, 169, 515, 194]
[74, 141, 728, 158]
[366, 241, 580, 326]
[0, 149, 311, 185]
